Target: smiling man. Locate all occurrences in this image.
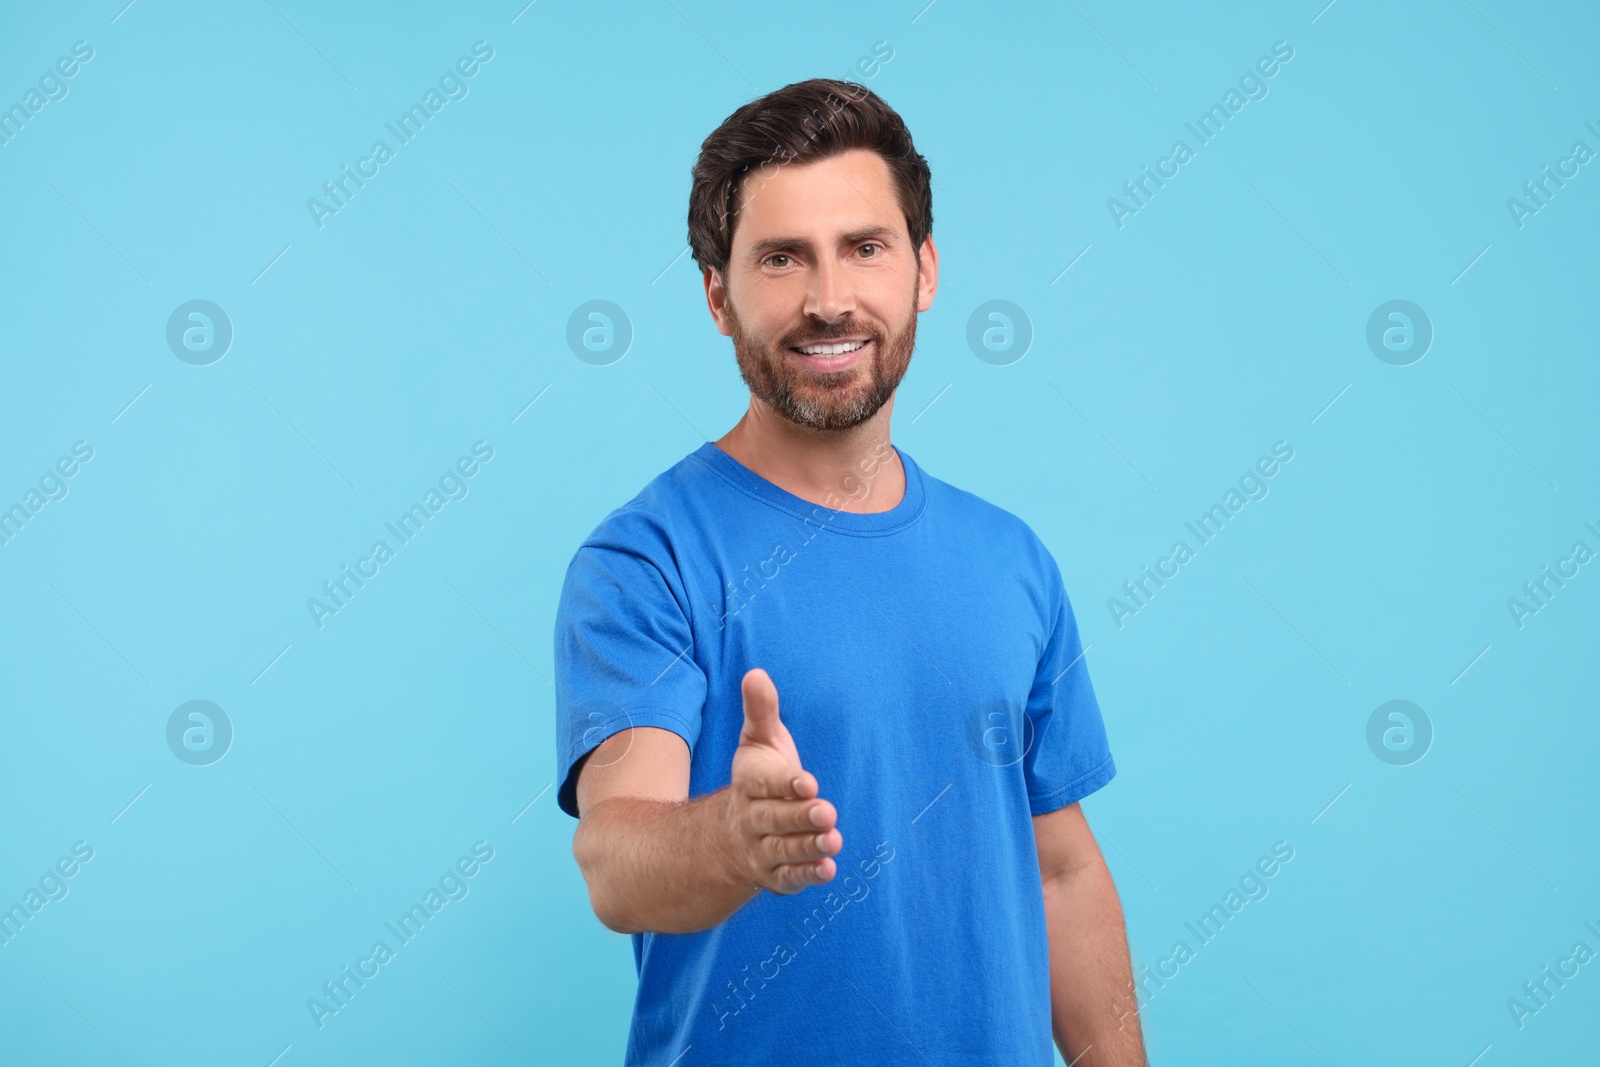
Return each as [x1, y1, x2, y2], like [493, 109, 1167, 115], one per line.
[554, 78, 1146, 1066]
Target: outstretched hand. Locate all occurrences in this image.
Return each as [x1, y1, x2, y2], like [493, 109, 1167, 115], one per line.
[726, 668, 841, 894]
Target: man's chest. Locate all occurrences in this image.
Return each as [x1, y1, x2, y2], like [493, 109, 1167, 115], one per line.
[682, 529, 1047, 779]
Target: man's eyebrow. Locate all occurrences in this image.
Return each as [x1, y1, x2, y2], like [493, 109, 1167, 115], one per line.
[745, 226, 898, 261]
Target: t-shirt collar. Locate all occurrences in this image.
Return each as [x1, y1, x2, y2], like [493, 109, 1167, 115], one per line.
[691, 440, 928, 537]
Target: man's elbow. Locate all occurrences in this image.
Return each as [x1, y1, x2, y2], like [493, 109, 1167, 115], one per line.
[589, 893, 643, 935]
[572, 815, 640, 934]
[1040, 847, 1112, 898]
[582, 870, 636, 934]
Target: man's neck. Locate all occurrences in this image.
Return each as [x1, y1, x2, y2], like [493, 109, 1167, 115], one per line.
[714, 398, 906, 515]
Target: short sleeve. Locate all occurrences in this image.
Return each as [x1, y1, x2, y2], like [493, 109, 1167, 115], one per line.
[1023, 554, 1115, 815]
[553, 543, 708, 818]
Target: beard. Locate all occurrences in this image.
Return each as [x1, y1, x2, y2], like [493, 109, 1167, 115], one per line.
[726, 279, 919, 432]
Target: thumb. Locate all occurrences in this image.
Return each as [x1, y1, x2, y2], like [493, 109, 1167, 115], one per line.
[739, 668, 783, 747]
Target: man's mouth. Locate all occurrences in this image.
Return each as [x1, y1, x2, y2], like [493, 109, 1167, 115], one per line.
[791, 338, 869, 356]
[787, 337, 872, 370]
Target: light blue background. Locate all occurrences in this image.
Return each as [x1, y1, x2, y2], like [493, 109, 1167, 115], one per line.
[2, 1, 1596, 1064]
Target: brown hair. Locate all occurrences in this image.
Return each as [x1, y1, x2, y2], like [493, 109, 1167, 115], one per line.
[687, 77, 933, 277]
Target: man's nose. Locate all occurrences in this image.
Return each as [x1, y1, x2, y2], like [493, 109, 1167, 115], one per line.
[804, 256, 856, 322]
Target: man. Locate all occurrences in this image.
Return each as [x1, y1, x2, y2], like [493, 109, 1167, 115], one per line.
[555, 77, 1146, 1066]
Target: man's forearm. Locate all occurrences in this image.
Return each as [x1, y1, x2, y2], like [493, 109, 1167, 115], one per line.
[1043, 858, 1147, 1066]
[572, 789, 760, 935]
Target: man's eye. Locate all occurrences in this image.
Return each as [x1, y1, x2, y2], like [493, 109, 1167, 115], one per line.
[858, 243, 880, 257]
[766, 254, 791, 267]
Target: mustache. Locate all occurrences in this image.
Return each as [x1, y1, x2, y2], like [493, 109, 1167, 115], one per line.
[783, 324, 880, 347]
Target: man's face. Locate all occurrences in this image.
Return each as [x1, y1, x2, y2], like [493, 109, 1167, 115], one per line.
[707, 147, 937, 431]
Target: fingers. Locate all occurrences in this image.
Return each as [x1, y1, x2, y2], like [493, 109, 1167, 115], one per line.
[731, 790, 841, 895]
[761, 828, 841, 867]
[768, 857, 838, 894]
[739, 668, 782, 748]
[740, 761, 817, 801]
[748, 796, 835, 835]
[757, 831, 842, 895]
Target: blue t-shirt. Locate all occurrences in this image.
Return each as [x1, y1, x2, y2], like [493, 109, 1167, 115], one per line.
[554, 441, 1115, 1066]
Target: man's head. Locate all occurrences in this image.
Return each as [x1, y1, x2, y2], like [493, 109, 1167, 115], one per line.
[688, 79, 937, 432]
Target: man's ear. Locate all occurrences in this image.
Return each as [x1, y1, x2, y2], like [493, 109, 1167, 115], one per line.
[704, 267, 734, 337]
[915, 235, 939, 313]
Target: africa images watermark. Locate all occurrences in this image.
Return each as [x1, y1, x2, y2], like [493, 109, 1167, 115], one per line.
[1115, 840, 1296, 1029]
[1505, 520, 1598, 630]
[1505, 118, 1600, 230]
[1505, 919, 1600, 1031]
[0, 40, 94, 148]
[714, 438, 897, 630]
[0, 440, 95, 549]
[706, 839, 898, 1032]
[306, 41, 495, 230]
[1107, 40, 1296, 229]
[0, 841, 96, 949]
[306, 841, 495, 1030]
[306, 441, 495, 629]
[1107, 441, 1295, 629]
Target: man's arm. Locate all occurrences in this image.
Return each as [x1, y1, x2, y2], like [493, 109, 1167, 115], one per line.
[570, 669, 843, 935]
[572, 728, 757, 934]
[1033, 801, 1147, 1067]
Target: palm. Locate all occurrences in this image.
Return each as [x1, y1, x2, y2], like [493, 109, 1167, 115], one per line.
[733, 723, 800, 782]
[727, 666, 839, 893]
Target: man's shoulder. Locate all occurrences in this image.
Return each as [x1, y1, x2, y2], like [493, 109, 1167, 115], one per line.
[915, 456, 1055, 566]
[567, 446, 717, 561]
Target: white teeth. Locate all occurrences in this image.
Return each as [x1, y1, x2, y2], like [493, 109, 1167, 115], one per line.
[796, 340, 867, 356]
